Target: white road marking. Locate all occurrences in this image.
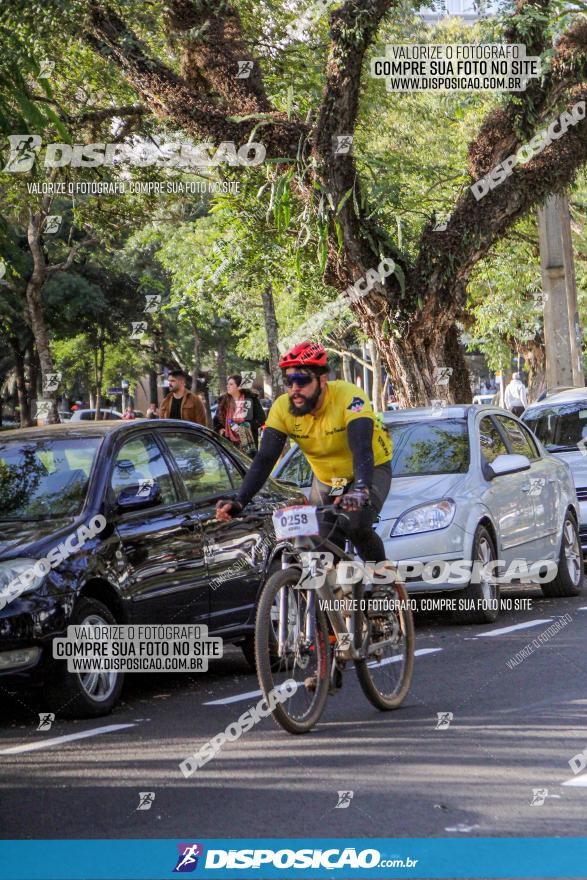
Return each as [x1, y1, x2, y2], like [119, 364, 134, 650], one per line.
[562, 774, 587, 787]
[205, 648, 442, 705]
[577, 606, 587, 611]
[367, 646, 442, 668]
[476, 619, 553, 638]
[445, 823, 481, 832]
[204, 688, 263, 706]
[0, 723, 136, 755]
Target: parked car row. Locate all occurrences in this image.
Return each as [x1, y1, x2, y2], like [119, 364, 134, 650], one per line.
[0, 419, 302, 717]
[0, 396, 584, 719]
[274, 405, 584, 623]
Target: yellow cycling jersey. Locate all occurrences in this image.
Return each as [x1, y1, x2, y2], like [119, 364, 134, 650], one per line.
[266, 380, 392, 485]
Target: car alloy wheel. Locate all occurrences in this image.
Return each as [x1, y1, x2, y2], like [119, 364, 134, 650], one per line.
[477, 534, 497, 605]
[563, 518, 582, 587]
[76, 613, 118, 702]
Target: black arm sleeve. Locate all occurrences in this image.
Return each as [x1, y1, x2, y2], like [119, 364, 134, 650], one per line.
[236, 427, 288, 508]
[347, 418, 375, 489]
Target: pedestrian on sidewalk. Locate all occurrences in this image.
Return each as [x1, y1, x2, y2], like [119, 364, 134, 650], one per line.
[504, 372, 528, 416]
[159, 369, 207, 425]
[213, 375, 265, 456]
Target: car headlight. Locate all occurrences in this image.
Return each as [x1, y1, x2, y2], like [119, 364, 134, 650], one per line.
[0, 558, 46, 608]
[391, 500, 456, 536]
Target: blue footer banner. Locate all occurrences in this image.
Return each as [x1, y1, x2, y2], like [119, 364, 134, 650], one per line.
[0, 838, 586, 879]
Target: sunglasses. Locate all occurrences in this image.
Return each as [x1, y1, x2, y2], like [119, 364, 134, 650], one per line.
[284, 372, 315, 388]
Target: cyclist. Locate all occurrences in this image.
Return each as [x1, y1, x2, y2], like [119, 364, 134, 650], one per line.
[216, 341, 393, 580]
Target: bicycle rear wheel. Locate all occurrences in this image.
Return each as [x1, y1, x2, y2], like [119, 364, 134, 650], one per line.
[354, 583, 414, 710]
[255, 567, 331, 734]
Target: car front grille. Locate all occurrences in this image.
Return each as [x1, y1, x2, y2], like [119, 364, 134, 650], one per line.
[576, 486, 587, 502]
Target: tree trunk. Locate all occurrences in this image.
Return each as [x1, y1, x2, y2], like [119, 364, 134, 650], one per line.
[370, 318, 471, 408]
[28, 342, 40, 403]
[24, 216, 58, 423]
[522, 338, 546, 404]
[192, 322, 201, 392]
[94, 337, 105, 420]
[367, 339, 382, 412]
[261, 282, 283, 398]
[10, 339, 31, 427]
[148, 368, 159, 406]
[216, 340, 227, 395]
[342, 352, 352, 383]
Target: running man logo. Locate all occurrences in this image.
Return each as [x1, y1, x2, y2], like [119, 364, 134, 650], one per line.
[130, 321, 148, 340]
[173, 843, 204, 873]
[433, 367, 453, 386]
[530, 788, 549, 806]
[236, 60, 253, 78]
[35, 400, 52, 420]
[336, 633, 353, 652]
[144, 295, 161, 314]
[298, 551, 334, 590]
[136, 792, 155, 811]
[329, 477, 348, 497]
[435, 712, 453, 730]
[334, 135, 353, 155]
[3, 135, 42, 172]
[335, 791, 354, 809]
[38, 60, 55, 79]
[43, 373, 62, 393]
[137, 479, 155, 498]
[37, 713, 55, 731]
[43, 215, 62, 235]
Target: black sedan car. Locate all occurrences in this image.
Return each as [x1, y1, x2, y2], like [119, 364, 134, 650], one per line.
[0, 420, 302, 717]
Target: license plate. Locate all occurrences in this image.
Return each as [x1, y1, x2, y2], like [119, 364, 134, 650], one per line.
[272, 505, 319, 539]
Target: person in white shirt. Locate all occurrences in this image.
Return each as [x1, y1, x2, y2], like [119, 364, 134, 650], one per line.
[504, 372, 528, 416]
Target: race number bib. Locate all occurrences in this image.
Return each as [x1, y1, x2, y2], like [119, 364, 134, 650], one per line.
[272, 506, 319, 539]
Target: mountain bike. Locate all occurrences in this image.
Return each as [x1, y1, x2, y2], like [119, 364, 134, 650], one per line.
[254, 503, 415, 734]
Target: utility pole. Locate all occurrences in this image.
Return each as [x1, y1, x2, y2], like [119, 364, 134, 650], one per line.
[537, 194, 584, 392]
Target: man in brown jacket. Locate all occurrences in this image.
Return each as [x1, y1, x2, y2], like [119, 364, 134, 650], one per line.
[159, 369, 207, 425]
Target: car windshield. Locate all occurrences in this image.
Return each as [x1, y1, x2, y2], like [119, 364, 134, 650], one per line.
[522, 403, 587, 451]
[0, 437, 102, 521]
[387, 419, 470, 476]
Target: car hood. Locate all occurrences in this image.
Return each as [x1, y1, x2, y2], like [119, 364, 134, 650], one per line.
[379, 472, 465, 520]
[548, 450, 587, 487]
[0, 517, 76, 559]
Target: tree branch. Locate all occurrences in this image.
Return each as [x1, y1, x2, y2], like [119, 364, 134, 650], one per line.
[164, 0, 271, 114]
[0, 278, 19, 293]
[76, 104, 148, 124]
[84, 2, 306, 157]
[415, 19, 587, 322]
[46, 237, 98, 274]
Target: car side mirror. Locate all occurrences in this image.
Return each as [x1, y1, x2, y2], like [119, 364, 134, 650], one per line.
[116, 481, 161, 510]
[487, 453, 531, 479]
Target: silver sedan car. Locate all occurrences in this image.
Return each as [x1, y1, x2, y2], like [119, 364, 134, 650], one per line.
[272, 405, 583, 623]
[522, 388, 587, 554]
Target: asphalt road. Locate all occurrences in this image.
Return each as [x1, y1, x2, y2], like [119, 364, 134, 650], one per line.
[1, 585, 587, 841]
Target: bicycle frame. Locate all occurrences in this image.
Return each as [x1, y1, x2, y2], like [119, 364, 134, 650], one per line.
[276, 533, 399, 663]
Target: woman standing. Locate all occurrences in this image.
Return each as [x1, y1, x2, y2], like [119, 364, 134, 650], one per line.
[213, 375, 266, 456]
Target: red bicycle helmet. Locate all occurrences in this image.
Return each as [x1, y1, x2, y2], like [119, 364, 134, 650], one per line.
[279, 341, 328, 369]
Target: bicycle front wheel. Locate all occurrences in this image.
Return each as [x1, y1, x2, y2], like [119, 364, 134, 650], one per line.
[255, 567, 331, 734]
[355, 582, 415, 710]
